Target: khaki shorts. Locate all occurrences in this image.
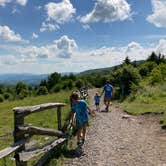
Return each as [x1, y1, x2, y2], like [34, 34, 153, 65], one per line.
[104, 97, 111, 103]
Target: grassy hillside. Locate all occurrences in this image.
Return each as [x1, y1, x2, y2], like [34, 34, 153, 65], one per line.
[122, 83, 166, 126]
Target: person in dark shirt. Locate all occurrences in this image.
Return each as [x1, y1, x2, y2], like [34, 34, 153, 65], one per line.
[100, 80, 113, 112]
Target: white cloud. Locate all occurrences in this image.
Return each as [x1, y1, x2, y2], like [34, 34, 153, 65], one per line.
[12, 5, 20, 14]
[81, 0, 132, 23]
[0, 0, 11, 6]
[32, 33, 38, 39]
[16, 0, 27, 6]
[82, 24, 91, 30]
[40, 22, 60, 32]
[53, 35, 77, 58]
[0, 35, 78, 64]
[41, 0, 76, 32]
[147, 0, 166, 28]
[0, 0, 28, 6]
[0, 54, 20, 65]
[156, 39, 166, 54]
[35, 5, 42, 10]
[0, 25, 27, 43]
[1, 38, 166, 73]
[45, 0, 76, 24]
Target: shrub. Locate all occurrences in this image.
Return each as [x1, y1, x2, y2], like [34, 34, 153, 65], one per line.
[3, 92, 12, 100]
[138, 62, 157, 77]
[52, 84, 61, 93]
[116, 64, 141, 98]
[148, 63, 166, 84]
[36, 86, 48, 95]
[0, 95, 4, 102]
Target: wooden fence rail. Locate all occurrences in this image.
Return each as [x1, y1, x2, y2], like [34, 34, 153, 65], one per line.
[0, 102, 67, 166]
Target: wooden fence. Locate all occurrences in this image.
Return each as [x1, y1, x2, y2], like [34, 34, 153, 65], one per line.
[0, 102, 68, 166]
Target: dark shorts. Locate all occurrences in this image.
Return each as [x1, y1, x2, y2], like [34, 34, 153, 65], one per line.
[76, 121, 89, 130]
[95, 103, 99, 106]
[104, 97, 111, 103]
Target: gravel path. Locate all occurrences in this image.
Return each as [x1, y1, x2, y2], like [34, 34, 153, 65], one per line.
[63, 90, 166, 166]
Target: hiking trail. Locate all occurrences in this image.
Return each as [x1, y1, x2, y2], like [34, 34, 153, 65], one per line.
[63, 89, 166, 166]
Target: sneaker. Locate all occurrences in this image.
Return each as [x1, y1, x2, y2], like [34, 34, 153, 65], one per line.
[82, 139, 85, 145]
[77, 141, 82, 146]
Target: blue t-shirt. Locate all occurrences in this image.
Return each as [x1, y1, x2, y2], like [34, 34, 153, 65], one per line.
[71, 100, 89, 127]
[94, 95, 100, 104]
[103, 84, 113, 98]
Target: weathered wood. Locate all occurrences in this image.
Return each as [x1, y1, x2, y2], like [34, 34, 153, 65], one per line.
[13, 103, 66, 116]
[19, 138, 66, 162]
[0, 138, 29, 158]
[57, 106, 62, 130]
[14, 111, 27, 166]
[17, 125, 64, 137]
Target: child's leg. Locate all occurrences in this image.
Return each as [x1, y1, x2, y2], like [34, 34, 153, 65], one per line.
[97, 104, 100, 111]
[77, 128, 82, 143]
[82, 125, 87, 140]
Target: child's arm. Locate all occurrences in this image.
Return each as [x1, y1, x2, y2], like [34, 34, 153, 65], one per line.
[87, 106, 95, 117]
[100, 88, 104, 97]
[69, 112, 76, 125]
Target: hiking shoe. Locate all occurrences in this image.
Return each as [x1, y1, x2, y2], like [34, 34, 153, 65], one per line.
[77, 141, 82, 146]
[82, 139, 85, 145]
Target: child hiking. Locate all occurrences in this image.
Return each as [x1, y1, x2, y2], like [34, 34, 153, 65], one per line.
[94, 92, 100, 111]
[69, 92, 94, 146]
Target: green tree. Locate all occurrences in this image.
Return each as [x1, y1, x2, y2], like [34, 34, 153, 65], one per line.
[36, 86, 48, 95]
[15, 82, 28, 95]
[148, 63, 166, 84]
[116, 65, 141, 98]
[47, 72, 61, 90]
[75, 79, 84, 89]
[15, 82, 29, 99]
[147, 52, 158, 63]
[3, 92, 12, 100]
[124, 56, 131, 65]
[0, 94, 4, 102]
[138, 61, 157, 77]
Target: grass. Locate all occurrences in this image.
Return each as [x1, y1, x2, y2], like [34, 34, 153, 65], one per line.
[0, 90, 72, 165]
[122, 83, 166, 126]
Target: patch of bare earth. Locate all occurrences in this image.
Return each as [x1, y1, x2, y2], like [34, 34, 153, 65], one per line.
[63, 90, 166, 166]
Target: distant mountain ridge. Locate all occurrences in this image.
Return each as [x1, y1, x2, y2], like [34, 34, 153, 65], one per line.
[0, 73, 48, 86]
[0, 60, 144, 85]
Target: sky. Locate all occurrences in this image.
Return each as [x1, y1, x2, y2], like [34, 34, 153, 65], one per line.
[0, 0, 166, 74]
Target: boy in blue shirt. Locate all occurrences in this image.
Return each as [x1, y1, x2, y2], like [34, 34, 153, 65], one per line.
[100, 80, 113, 112]
[70, 92, 94, 146]
[94, 92, 100, 111]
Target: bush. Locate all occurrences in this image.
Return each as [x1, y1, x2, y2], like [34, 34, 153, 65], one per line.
[112, 87, 121, 100]
[3, 92, 12, 100]
[75, 79, 84, 89]
[0, 95, 4, 102]
[138, 62, 157, 77]
[52, 84, 61, 92]
[148, 63, 166, 84]
[115, 64, 141, 98]
[36, 86, 48, 95]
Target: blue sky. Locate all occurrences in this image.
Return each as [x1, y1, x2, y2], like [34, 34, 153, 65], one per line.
[0, 0, 166, 74]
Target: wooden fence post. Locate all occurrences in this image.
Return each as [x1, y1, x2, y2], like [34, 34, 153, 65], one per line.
[13, 112, 27, 166]
[57, 106, 62, 131]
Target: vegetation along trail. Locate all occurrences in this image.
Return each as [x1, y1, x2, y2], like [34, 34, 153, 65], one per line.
[64, 89, 166, 166]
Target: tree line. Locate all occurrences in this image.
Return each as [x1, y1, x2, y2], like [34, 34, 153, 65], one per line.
[0, 52, 165, 103]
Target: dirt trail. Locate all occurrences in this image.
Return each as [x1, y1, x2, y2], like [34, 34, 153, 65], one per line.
[63, 89, 166, 166]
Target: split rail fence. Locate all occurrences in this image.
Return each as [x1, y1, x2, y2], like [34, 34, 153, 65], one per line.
[0, 102, 68, 166]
